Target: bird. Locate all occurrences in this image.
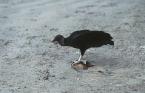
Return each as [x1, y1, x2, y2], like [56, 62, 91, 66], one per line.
[52, 29, 114, 65]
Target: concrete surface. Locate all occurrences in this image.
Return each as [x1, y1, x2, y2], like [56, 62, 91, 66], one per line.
[0, 0, 145, 93]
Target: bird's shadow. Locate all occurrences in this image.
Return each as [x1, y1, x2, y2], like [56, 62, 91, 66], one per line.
[86, 54, 119, 69]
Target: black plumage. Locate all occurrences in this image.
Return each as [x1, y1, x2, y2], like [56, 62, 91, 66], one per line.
[52, 30, 114, 64]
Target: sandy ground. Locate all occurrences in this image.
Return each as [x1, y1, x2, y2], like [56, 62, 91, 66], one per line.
[0, 0, 145, 93]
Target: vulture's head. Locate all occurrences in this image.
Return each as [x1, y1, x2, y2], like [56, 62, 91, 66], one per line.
[52, 35, 65, 45]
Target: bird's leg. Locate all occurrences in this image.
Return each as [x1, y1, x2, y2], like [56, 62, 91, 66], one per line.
[73, 55, 87, 64]
[77, 55, 87, 64]
[80, 49, 87, 64]
[73, 55, 82, 64]
[72, 49, 87, 64]
[78, 55, 82, 62]
[80, 57, 87, 64]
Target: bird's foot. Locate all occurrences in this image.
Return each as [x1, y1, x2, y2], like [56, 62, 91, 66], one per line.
[72, 60, 80, 65]
[72, 60, 87, 65]
[71, 60, 94, 70]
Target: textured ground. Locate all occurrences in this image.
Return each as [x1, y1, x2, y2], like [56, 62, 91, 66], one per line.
[0, 0, 145, 93]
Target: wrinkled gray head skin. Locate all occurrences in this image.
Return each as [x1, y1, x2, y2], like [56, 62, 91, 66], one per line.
[52, 35, 64, 45]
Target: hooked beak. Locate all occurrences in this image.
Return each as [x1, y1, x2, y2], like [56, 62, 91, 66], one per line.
[52, 40, 58, 44]
[52, 40, 59, 48]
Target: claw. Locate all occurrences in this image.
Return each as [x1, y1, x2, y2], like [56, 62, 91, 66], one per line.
[72, 60, 80, 65]
[71, 60, 87, 67]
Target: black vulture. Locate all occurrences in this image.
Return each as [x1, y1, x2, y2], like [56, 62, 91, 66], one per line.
[52, 30, 114, 64]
